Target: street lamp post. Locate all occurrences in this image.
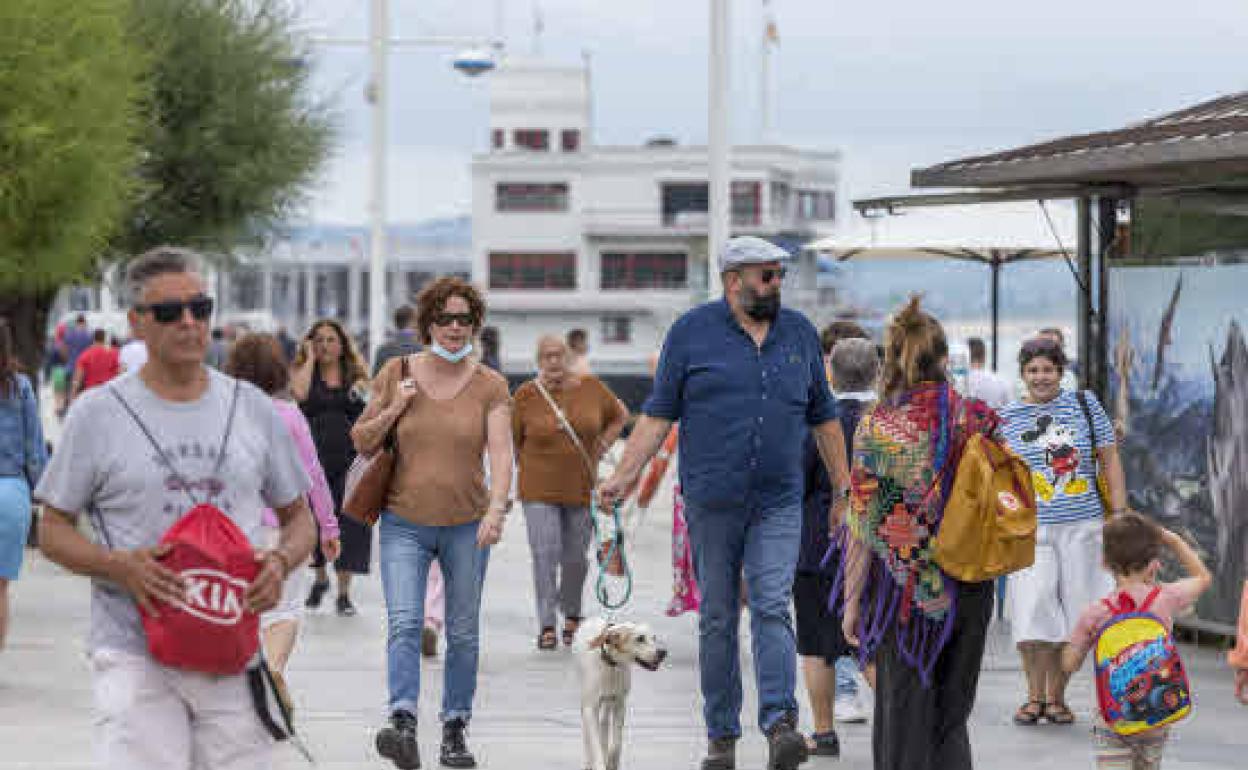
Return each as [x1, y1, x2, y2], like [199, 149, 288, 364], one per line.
[318, 2, 500, 361]
[708, 0, 730, 298]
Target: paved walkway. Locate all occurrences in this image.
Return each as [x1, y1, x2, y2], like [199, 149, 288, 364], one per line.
[2, 482, 1244, 769]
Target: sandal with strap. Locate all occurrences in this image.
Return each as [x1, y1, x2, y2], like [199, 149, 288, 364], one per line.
[1045, 701, 1076, 725]
[562, 616, 582, 647]
[1013, 700, 1046, 726]
[537, 627, 557, 651]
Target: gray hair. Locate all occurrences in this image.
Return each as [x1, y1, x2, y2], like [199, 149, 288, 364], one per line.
[535, 334, 568, 362]
[829, 338, 880, 393]
[124, 246, 204, 306]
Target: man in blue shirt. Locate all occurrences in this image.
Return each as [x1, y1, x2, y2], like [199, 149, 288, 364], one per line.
[600, 237, 851, 770]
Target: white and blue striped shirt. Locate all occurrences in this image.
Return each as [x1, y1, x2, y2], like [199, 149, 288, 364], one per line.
[999, 389, 1115, 525]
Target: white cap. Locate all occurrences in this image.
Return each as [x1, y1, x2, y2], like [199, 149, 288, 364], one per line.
[718, 236, 791, 272]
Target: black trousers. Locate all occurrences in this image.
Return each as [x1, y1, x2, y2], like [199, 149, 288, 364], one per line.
[873, 580, 994, 770]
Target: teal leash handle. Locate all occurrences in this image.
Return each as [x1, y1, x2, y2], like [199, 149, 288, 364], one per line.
[591, 500, 632, 611]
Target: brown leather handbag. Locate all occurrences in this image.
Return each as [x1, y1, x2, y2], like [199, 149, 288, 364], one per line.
[342, 357, 410, 526]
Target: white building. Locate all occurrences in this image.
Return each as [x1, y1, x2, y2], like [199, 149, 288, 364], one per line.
[472, 60, 840, 376]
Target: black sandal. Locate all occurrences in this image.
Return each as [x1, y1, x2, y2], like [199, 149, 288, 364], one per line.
[305, 580, 329, 609]
[1013, 700, 1046, 725]
[537, 627, 557, 650]
[1045, 701, 1076, 725]
[562, 616, 582, 646]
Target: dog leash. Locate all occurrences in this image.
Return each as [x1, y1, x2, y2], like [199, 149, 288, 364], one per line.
[591, 501, 632, 611]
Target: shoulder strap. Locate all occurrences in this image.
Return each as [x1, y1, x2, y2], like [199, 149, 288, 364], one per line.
[534, 379, 596, 482]
[1139, 585, 1163, 614]
[1076, 390, 1100, 447]
[383, 357, 411, 453]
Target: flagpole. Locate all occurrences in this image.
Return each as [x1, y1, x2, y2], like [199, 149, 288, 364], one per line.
[708, 0, 730, 298]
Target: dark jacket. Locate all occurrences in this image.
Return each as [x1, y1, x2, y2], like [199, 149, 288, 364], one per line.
[372, 331, 422, 377]
[799, 395, 871, 573]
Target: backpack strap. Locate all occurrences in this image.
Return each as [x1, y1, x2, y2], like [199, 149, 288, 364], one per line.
[1139, 585, 1163, 614]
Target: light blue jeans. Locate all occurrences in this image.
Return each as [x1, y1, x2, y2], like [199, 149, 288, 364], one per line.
[379, 513, 490, 722]
[685, 501, 802, 739]
[835, 657, 859, 696]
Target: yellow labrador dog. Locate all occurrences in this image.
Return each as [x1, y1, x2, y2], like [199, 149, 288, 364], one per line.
[574, 618, 668, 770]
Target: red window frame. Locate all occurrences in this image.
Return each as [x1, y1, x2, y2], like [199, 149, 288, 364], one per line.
[495, 183, 569, 212]
[561, 129, 581, 152]
[600, 252, 687, 289]
[489, 252, 577, 289]
[513, 129, 550, 151]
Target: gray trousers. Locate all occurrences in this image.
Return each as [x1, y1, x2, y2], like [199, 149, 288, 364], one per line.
[522, 501, 593, 629]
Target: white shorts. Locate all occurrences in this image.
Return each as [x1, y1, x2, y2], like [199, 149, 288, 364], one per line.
[91, 648, 272, 770]
[1007, 517, 1114, 645]
[259, 526, 312, 629]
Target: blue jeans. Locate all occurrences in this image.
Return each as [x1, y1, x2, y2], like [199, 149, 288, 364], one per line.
[835, 657, 859, 696]
[379, 513, 490, 722]
[685, 501, 802, 739]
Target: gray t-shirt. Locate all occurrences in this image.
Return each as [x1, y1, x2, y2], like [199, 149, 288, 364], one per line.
[35, 369, 310, 655]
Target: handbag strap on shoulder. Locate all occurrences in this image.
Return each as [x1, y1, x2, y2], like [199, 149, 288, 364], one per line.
[535, 378, 596, 483]
[383, 356, 412, 453]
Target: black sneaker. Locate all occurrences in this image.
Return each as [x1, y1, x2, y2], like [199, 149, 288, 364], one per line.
[439, 718, 476, 768]
[809, 730, 841, 758]
[701, 736, 737, 770]
[305, 580, 329, 609]
[766, 715, 809, 770]
[376, 710, 420, 770]
[336, 594, 357, 617]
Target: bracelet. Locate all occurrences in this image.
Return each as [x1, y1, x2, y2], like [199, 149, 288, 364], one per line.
[266, 549, 292, 577]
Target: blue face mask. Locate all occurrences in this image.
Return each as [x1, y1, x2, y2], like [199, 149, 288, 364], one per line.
[431, 342, 474, 364]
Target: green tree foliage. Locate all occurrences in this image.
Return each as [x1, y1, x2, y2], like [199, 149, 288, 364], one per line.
[1133, 195, 1248, 259]
[0, 0, 143, 292]
[122, 0, 334, 253]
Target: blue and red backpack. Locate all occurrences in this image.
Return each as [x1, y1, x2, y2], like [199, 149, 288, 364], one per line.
[1092, 586, 1192, 736]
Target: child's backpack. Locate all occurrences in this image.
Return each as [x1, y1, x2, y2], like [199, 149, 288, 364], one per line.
[1093, 587, 1192, 736]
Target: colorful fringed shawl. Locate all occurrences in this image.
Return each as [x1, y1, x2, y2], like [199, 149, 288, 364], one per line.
[829, 382, 998, 685]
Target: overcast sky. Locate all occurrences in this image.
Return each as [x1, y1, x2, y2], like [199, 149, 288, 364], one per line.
[294, 0, 1248, 232]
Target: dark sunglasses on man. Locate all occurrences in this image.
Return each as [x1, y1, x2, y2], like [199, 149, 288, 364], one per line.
[752, 266, 787, 283]
[135, 296, 215, 324]
[433, 312, 475, 328]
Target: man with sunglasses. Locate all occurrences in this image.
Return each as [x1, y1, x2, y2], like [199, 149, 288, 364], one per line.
[600, 236, 852, 770]
[35, 246, 317, 770]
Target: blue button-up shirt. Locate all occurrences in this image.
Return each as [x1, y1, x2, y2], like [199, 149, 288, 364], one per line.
[0, 373, 48, 484]
[642, 299, 837, 511]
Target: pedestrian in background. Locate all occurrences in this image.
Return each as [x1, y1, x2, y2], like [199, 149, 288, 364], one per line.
[839, 296, 1000, 770]
[964, 337, 1012, 409]
[373, 304, 422, 376]
[797, 335, 878, 757]
[61, 314, 93, 376]
[205, 327, 228, 369]
[601, 236, 851, 770]
[35, 246, 316, 770]
[513, 335, 628, 650]
[70, 329, 120, 401]
[291, 319, 370, 616]
[352, 276, 512, 770]
[0, 319, 48, 651]
[566, 328, 591, 376]
[119, 336, 148, 374]
[999, 337, 1125, 727]
[479, 327, 502, 373]
[225, 333, 342, 686]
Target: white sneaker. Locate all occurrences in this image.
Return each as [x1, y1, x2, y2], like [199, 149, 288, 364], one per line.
[834, 694, 868, 723]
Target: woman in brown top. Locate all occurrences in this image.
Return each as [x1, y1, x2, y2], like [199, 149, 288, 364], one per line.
[351, 277, 512, 770]
[513, 335, 628, 649]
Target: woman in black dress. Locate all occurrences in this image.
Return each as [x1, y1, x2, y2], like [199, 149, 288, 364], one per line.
[291, 319, 371, 615]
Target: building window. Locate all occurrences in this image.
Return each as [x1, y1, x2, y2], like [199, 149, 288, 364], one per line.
[796, 190, 836, 221]
[601, 315, 632, 344]
[513, 129, 549, 151]
[489, 252, 577, 289]
[495, 182, 569, 213]
[660, 181, 762, 226]
[770, 181, 791, 220]
[601, 252, 687, 289]
[491, 129, 503, 149]
[561, 129, 581, 152]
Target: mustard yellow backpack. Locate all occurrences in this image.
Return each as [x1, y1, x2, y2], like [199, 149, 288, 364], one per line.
[934, 433, 1038, 582]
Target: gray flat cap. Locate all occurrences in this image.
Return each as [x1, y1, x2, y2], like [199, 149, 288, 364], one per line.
[718, 236, 791, 272]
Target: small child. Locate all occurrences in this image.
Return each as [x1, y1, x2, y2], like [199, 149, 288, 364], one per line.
[1062, 512, 1212, 770]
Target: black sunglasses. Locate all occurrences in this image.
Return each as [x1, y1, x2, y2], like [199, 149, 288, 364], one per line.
[433, 312, 475, 328]
[758, 266, 788, 283]
[136, 296, 214, 324]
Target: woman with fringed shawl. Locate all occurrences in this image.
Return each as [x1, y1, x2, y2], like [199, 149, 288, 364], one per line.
[832, 297, 999, 770]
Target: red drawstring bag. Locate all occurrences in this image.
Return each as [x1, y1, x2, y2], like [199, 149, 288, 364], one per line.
[99, 382, 263, 675]
[141, 503, 262, 675]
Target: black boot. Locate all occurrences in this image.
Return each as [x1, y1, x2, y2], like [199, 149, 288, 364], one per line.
[376, 710, 420, 770]
[765, 714, 809, 770]
[439, 718, 477, 768]
[701, 736, 737, 770]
